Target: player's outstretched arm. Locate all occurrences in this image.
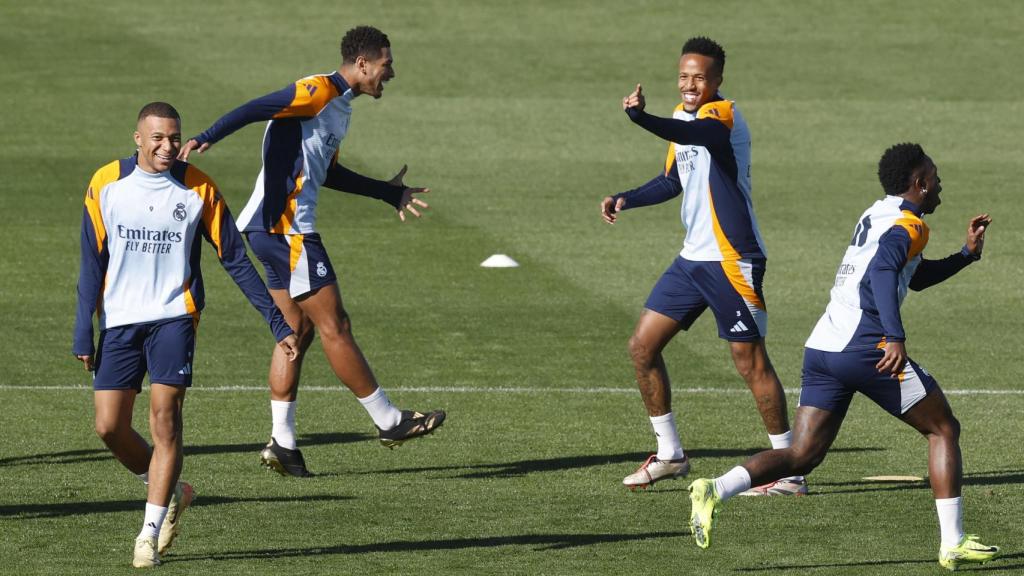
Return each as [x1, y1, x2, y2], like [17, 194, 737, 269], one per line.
[179, 79, 329, 161]
[622, 83, 729, 150]
[323, 162, 430, 222]
[602, 172, 683, 225]
[909, 214, 991, 291]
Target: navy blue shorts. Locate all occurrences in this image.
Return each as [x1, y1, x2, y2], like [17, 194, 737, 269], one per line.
[246, 232, 337, 298]
[799, 347, 939, 417]
[645, 256, 768, 341]
[93, 317, 196, 391]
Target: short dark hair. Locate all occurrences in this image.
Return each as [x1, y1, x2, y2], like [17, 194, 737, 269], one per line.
[681, 36, 726, 77]
[877, 143, 929, 196]
[137, 102, 180, 122]
[340, 25, 390, 64]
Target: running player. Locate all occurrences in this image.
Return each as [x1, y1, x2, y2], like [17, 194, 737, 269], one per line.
[73, 102, 298, 567]
[178, 25, 444, 477]
[688, 143, 1000, 570]
[602, 37, 801, 494]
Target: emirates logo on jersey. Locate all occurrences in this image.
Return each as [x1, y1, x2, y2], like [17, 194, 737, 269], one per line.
[172, 203, 187, 222]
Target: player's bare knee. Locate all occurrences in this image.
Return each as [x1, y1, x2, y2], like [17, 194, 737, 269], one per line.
[149, 408, 182, 445]
[791, 445, 827, 475]
[628, 335, 657, 368]
[94, 418, 127, 443]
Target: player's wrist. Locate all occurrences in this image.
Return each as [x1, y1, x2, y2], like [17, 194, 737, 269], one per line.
[960, 244, 981, 261]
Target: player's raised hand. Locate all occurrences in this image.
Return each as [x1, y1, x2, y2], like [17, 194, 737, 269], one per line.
[965, 213, 992, 257]
[278, 334, 299, 362]
[388, 164, 430, 222]
[876, 341, 907, 377]
[623, 84, 645, 112]
[76, 354, 95, 372]
[177, 138, 210, 161]
[601, 195, 626, 224]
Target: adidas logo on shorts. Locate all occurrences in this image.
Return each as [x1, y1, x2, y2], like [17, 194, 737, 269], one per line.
[729, 320, 749, 334]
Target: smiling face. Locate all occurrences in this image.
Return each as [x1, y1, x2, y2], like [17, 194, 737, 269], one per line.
[133, 115, 181, 173]
[357, 46, 394, 99]
[678, 53, 723, 113]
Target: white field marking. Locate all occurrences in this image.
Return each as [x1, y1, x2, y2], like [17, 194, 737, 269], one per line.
[1, 385, 1023, 395]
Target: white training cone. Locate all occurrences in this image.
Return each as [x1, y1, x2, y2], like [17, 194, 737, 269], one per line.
[480, 254, 519, 268]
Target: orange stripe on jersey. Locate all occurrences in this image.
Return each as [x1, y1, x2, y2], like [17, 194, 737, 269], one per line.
[707, 184, 742, 261]
[895, 210, 930, 260]
[720, 260, 766, 310]
[272, 75, 340, 119]
[270, 173, 304, 234]
[184, 165, 226, 258]
[664, 142, 675, 175]
[696, 100, 734, 130]
[182, 278, 198, 316]
[84, 160, 121, 251]
[288, 234, 304, 273]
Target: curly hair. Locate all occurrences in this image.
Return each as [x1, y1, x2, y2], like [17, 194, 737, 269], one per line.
[340, 25, 390, 64]
[877, 143, 928, 196]
[137, 102, 180, 122]
[681, 36, 726, 77]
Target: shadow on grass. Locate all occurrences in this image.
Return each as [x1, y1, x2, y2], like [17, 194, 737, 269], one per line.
[358, 447, 884, 479]
[735, 551, 1022, 572]
[1, 494, 354, 520]
[0, 432, 374, 467]
[168, 531, 690, 562]
[811, 469, 1024, 495]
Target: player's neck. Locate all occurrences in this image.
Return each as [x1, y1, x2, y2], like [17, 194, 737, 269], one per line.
[338, 66, 363, 97]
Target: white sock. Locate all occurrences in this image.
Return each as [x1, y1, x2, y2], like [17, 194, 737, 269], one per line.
[137, 472, 149, 485]
[358, 387, 402, 430]
[936, 497, 964, 547]
[768, 430, 792, 449]
[650, 412, 684, 460]
[139, 503, 168, 540]
[271, 400, 297, 450]
[769, 431, 804, 482]
[714, 466, 752, 501]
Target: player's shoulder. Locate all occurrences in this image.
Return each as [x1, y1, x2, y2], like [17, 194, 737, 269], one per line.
[696, 99, 734, 128]
[169, 160, 220, 199]
[294, 72, 344, 98]
[86, 156, 135, 199]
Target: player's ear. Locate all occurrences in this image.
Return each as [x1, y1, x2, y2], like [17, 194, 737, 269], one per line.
[133, 131, 142, 149]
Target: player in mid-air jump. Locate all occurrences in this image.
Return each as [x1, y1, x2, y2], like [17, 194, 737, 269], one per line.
[688, 143, 1000, 571]
[179, 25, 444, 477]
[601, 37, 802, 494]
[73, 102, 298, 567]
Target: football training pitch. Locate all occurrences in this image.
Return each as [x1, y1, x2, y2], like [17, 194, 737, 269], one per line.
[1, 1, 1022, 574]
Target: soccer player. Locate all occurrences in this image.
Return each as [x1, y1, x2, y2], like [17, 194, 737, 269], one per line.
[178, 25, 444, 477]
[73, 102, 299, 567]
[688, 143, 1000, 570]
[602, 37, 802, 494]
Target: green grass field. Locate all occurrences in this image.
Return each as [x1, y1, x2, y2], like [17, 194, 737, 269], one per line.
[2, 0, 1023, 573]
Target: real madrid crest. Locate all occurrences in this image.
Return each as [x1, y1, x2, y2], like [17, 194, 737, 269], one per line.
[173, 203, 187, 222]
